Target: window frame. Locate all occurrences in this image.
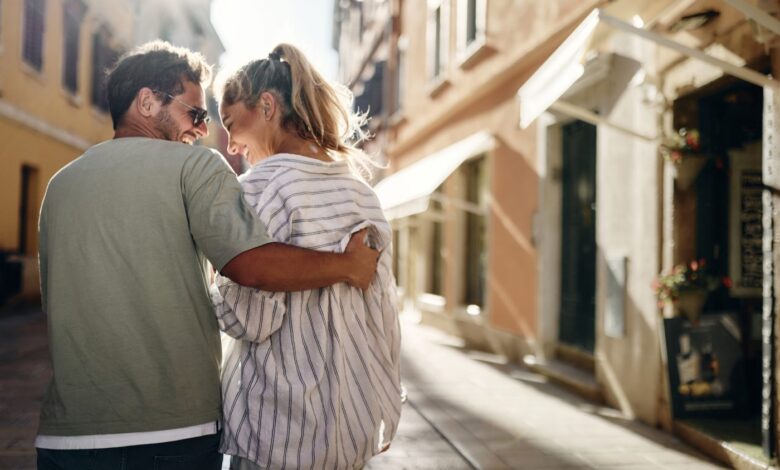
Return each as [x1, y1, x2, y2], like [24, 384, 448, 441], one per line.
[426, 0, 450, 87]
[61, 0, 86, 97]
[461, 156, 488, 309]
[425, 189, 445, 297]
[0, 0, 5, 53]
[455, 0, 488, 67]
[21, 0, 47, 74]
[90, 28, 117, 114]
[390, 35, 407, 121]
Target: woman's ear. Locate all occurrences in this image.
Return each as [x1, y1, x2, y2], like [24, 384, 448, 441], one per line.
[259, 92, 277, 120]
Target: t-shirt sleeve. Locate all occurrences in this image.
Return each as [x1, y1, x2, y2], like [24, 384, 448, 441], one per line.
[37, 189, 49, 314]
[181, 149, 272, 270]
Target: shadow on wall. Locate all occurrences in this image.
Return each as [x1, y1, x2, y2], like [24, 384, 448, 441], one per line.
[596, 248, 664, 426]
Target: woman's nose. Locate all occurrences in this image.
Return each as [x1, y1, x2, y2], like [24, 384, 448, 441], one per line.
[227, 140, 239, 155]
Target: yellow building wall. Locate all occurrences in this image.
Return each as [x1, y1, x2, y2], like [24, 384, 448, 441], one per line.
[0, 118, 85, 253]
[0, 0, 121, 144]
[0, 0, 126, 255]
[0, 0, 225, 257]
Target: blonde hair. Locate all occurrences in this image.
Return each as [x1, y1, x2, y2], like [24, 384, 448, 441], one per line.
[219, 44, 377, 179]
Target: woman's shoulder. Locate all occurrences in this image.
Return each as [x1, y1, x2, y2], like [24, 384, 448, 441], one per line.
[260, 154, 357, 184]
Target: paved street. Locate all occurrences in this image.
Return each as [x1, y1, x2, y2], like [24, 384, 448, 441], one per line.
[0, 308, 50, 470]
[0, 308, 724, 469]
[382, 315, 725, 469]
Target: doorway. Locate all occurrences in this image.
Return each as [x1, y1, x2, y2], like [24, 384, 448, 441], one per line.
[558, 120, 597, 352]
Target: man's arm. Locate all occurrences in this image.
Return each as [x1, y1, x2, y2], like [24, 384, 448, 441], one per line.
[220, 229, 379, 291]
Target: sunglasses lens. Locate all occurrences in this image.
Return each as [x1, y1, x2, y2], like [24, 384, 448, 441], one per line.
[191, 110, 209, 126]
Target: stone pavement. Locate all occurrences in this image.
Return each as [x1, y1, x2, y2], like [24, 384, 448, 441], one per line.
[0, 308, 50, 470]
[392, 314, 725, 469]
[0, 309, 470, 470]
[0, 308, 725, 469]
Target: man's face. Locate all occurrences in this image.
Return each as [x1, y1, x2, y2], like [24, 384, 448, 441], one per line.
[155, 81, 210, 144]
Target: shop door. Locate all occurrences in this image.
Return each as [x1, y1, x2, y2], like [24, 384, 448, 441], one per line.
[559, 120, 597, 352]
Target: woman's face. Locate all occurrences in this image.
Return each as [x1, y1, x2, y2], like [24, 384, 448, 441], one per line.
[220, 100, 271, 163]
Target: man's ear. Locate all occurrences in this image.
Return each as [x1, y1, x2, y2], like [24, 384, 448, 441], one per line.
[136, 87, 161, 118]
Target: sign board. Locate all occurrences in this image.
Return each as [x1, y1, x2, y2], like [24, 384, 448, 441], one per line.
[604, 256, 627, 338]
[664, 314, 747, 418]
[730, 143, 763, 296]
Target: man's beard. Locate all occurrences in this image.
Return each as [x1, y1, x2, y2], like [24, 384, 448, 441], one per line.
[154, 108, 180, 142]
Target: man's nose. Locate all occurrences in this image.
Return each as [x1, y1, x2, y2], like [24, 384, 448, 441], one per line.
[194, 120, 209, 138]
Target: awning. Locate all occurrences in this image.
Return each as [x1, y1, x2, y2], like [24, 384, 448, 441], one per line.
[374, 132, 495, 220]
[517, 7, 780, 131]
[517, 9, 603, 129]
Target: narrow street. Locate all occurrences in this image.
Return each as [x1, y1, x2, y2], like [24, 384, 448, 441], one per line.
[376, 315, 725, 469]
[0, 308, 723, 469]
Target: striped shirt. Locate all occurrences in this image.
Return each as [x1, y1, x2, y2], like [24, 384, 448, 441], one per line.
[212, 154, 402, 469]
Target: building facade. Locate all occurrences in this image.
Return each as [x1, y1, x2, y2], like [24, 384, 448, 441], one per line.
[0, 0, 224, 302]
[336, 0, 780, 465]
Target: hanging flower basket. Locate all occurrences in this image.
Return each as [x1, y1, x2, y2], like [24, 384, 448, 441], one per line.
[675, 289, 707, 324]
[673, 155, 708, 190]
[661, 128, 707, 190]
[652, 259, 732, 323]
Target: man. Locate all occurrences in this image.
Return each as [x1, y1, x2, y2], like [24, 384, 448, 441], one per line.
[35, 41, 379, 469]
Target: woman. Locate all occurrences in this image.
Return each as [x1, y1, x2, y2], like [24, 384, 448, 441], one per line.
[211, 44, 402, 470]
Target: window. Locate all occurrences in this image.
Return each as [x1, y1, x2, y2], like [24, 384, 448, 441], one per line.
[22, 0, 46, 71]
[353, 60, 385, 120]
[462, 157, 487, 307]
[392, 229, 400, 282]
[0, 0, 4, 48]
[457, 0, 486, 55]
[91, 29, 118, 112]
[427, 193, 444, 296]
[62, 0, 86, 94]
[426, 0, 449, 82]
[19, 165, 40, 255]
[391, 37, 407, 116]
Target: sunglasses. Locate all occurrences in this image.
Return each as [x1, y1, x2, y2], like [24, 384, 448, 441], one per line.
[153, 90, 211, 127]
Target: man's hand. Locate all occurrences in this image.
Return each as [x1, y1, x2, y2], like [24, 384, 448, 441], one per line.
[344, 229, 380, 289]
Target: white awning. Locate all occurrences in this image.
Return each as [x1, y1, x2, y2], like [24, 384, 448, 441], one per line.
[374, 132, 495, 220]
[517, 9, 602, 129]
[518, 8, 780, 130]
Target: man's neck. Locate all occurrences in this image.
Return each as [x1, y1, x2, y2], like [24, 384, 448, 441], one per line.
[113, 122, 164, 140]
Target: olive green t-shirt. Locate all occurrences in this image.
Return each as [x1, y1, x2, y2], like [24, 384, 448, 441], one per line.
[37, 137, 271, 435]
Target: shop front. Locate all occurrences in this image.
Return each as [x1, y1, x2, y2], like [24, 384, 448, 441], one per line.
[518, 1, 780, 465]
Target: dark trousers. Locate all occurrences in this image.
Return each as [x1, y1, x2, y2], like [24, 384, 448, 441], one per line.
[36, 431, 222, 470]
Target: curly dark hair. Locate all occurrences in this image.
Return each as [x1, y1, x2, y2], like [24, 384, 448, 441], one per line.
[106, 40, 212, 129]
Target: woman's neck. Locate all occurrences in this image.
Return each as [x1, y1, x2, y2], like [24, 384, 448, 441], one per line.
[276, 135, 332, 162]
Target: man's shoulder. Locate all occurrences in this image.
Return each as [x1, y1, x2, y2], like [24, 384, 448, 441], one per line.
[87, 138, 218, 160]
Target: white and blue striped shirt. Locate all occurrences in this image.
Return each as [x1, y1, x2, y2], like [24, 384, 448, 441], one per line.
[212, 154, 402, 469]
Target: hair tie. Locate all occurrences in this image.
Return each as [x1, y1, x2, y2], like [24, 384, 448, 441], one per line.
[268, 51, 281, 62]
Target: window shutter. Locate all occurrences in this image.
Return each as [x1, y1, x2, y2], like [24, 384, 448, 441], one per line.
[23, 0, 46, 71]
[62, 0, 86, 93]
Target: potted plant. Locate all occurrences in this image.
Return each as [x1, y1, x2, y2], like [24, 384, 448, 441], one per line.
[661, 128, 706, 190]
[653, 259, 731, 324]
